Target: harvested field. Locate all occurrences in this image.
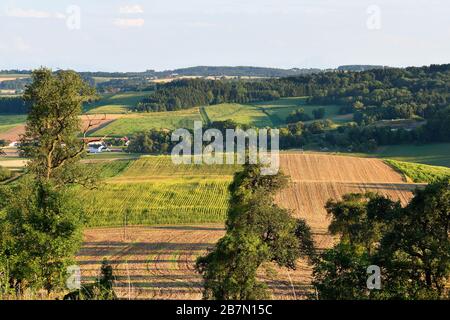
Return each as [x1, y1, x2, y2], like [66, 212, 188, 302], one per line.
[280, 153, 407, 183]
[0, 124, 25, 141]
[78, 225, 316, 299]
[276, 153, 419, 244]
[79, 153, 421, 299]
[0, 115, 121, 141]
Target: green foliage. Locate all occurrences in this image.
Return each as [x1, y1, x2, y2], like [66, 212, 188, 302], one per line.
[312, 108, 326, 120]
[196, 163, 316, 300]
[126, 129, 173, 154]
[313, 243, 372, 300]
[0, 166, 12, 182]
[64, 259, 117, 300]
[377, 179, 450, 299]
[196, 231, 270, 300]
[0, 178, 84, 294]
[0, 96, 29, 114]
[386, 159, 450, 183]
[314, 179, 450, 300]
[286, 108, 311, 123]
[21, 68, 96, 184]
[0, 69, 97, 298]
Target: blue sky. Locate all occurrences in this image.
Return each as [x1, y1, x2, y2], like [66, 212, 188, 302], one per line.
[0, 0, 449, 71]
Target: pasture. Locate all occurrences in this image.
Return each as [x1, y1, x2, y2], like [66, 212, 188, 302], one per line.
[203, 103, 273, 127]
[373, 143, 450, 167]
[92, 108, 203, 136]
[85, 91, 153, 114]
[203, 98, 351, 128]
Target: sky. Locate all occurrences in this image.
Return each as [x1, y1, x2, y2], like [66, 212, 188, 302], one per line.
[0, 0, 449, 72]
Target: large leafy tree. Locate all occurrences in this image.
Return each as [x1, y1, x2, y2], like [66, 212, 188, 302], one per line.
[196, 163, 316, 300]
[20, 68, 96, 185]
[314, 179, 450, 300]
[377, 179, 450, 299]
[0, 69, 96, 296]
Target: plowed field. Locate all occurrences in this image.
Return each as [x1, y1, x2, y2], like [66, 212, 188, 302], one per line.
[78, 153, 421, 299]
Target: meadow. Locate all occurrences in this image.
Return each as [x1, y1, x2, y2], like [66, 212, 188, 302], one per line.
[85, 91, 153, 114]
[0, 115, 27, 141]
[203, 103, 273, 127]
[374, 144, 450, 167]
[92, 108, 203, 136]
[203, 98, 351, 128]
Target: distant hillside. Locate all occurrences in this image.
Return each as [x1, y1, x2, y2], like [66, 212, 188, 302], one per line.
[337, 65, 387, 72]
[156, 66, 322, 77]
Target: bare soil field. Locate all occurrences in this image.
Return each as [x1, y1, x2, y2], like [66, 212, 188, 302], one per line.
[78, 225, 316, 300]
[276, 153, 419, 237]
[0, 124, 25, 141]
[78, 153, 421, 299]
[0, 115, 121, 141]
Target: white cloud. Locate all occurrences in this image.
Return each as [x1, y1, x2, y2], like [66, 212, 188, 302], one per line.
[119, 5, 144, 14]
[5, 7, 67, 19]
[114, 18, 145, 28]
[6, 7, 51, 18]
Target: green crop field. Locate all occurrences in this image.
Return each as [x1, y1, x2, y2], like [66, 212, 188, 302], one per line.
[77, 156, 241, 226]
[92, 108, 203, 136]
[85, 91, 153, 114]
[0, 115, 26, 135]
[204, 103, 273, 127]
[203, 98, 352, 128]
[0, 115, 27, 126]
[87, 159, 132, 178]
[345, 143, 450, 167]
[0, 124, 17, 134]
[385, 159, 450, 183]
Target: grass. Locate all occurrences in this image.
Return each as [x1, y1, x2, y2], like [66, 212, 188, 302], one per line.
[0, 115, 26, 136]
[203, 98, 352, 128]
[92, 108, 202, 136]
[257, 98, 349, 126]
[77, 156, 241, 227]
[204, 103, 273, 127]
[0, 115, 27, 126]
[385, 159, 450, 183]
[85, 91, 153, 114]
[345, 143, 450, 168]
[0, 125, 17, 134]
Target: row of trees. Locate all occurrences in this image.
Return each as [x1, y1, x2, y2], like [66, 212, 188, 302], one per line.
[135, 64, 449, 122]
[0, 96, 29, 114]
